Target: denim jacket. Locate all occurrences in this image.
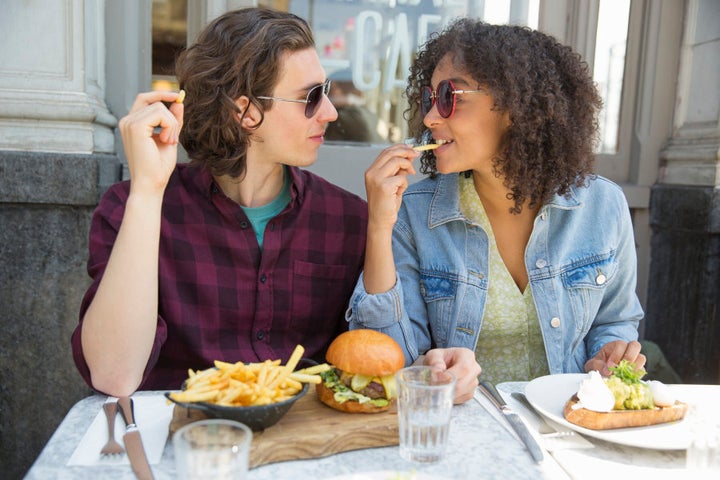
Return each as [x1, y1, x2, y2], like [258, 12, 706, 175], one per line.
[346, 173, 643, 374]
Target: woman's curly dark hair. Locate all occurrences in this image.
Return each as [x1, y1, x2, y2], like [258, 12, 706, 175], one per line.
[407, 19, 602, 213]
[175, 8, 314, 178]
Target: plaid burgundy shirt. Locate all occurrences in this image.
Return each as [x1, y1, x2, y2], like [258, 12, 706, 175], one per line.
[72, 164, 367, 391]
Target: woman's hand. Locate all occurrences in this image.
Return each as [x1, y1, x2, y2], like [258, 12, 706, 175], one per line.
[364, 144, 417, 231]
[361, 144, 417, 294]
[118, 91, 184, 196]
[423, 347, 482, 404]
[584, 339, 646, 376]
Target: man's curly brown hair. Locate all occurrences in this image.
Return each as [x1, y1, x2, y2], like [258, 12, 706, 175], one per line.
[175, 8, 314, 179]
[406, 19, 602, 213]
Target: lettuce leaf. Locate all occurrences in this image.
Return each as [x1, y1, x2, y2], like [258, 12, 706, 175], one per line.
[608, 359, 646, 385]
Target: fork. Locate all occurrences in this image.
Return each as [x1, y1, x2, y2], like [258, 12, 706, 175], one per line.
[100, 401, 125, 457]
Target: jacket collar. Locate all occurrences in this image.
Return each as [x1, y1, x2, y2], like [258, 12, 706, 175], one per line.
[426, 173, 584, 229]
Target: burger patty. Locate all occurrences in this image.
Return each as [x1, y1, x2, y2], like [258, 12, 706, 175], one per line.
[338, 369, 386, 399]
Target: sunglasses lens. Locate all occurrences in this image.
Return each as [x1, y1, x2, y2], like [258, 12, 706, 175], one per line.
[304, 80, 330, 118]
[420, 86, 433, 117]
[437, 81, 454, 118]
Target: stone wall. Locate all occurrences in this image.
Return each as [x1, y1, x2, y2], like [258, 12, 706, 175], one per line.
[0, 150, 120, 479]
[645, 185, 720, 384]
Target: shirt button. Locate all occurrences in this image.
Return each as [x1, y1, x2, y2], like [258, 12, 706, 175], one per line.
[259, 274, 267, 283]
[256, 330, 265, 340]
[240, 221, 249, 229]
[550, 317, 561, 328]
[535, 259, 547, 269]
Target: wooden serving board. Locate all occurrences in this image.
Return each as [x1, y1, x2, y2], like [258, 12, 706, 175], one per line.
[169, 387, 399, 468]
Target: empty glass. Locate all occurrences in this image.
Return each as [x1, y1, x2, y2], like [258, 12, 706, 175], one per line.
[174, 419, 252, 480]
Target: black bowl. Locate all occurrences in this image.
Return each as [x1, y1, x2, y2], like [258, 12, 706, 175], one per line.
[165, 358, 314, 431]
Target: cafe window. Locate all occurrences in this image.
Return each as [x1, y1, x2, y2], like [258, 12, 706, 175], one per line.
[144, 0, 638, 189]
[259, 0, 540, 145]
[151, 0, 187, 92]
[593, 0, 631, 154]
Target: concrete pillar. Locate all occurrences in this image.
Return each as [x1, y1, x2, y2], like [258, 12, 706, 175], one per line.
[0, 1, 120, 478]
[0, 0, 116, 153]
[646, 0, 720, 384]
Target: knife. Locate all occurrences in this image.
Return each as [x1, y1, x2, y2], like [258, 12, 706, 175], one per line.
[117, 396, 155, 480]
[478, 381, 544, 463]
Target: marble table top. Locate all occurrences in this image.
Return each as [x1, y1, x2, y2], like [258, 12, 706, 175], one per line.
[26, 381, 698, 480]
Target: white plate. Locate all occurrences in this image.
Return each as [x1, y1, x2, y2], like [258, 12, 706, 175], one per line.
[524, 373, 718, 450]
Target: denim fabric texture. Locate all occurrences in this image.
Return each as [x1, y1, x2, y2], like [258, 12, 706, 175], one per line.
[346, 173, 643, 375]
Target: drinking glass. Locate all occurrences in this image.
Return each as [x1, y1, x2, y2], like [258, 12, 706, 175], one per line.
[686, 402, 720, 475]
[174, 419, 252, 480]
[396, 366, 456, 463]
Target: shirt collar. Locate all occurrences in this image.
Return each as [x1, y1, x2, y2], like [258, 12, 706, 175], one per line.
[285, 166, 306, 205]
[183, 163, 306, 204]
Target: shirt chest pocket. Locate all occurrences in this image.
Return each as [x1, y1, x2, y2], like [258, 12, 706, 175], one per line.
[561, 253, 618, 290]
[291, 260, 353, 326]
[419, 271, 459, 345]
[420, 271, 458, 300]
[560, 253, 618, 333]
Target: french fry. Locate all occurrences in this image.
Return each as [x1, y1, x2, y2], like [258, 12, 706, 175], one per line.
[266, 345, 303, 390]
[289, 372, 322, 384]
[412, 143, 441, 151]
[169, 345, 316, 407]
[294, 363, 331, 375]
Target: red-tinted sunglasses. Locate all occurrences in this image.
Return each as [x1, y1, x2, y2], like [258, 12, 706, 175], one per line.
[421, 79, 487, 118]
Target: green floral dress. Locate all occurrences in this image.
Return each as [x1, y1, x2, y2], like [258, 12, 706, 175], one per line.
[459, 175, 550, 384]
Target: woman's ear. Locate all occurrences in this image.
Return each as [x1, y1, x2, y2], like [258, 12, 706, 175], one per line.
[235, 96, 261, 129]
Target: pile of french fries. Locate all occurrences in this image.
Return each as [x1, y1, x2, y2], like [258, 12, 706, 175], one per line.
[168, 345, 329, 407]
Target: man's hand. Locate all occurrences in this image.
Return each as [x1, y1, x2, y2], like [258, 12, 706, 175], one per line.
[584, 340, 646, 376]
[423, 347, 482, 404]
[119, 91, 184, 196]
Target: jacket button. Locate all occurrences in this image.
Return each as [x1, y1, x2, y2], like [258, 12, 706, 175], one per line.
[240, 221, 249, 229]
[535, 259, 547, 269]
[260, 274, 267, 283]
[550, 317, 561, 328]
[256, 330, 265, 340]
[595, 271, 607, 285]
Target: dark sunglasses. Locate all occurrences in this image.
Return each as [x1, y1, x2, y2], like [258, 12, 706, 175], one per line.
[257, 79, 331, 118]
[420, 79, 487, 118]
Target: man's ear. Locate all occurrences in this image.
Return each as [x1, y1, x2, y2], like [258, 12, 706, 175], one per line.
[235, 96, 261, 129]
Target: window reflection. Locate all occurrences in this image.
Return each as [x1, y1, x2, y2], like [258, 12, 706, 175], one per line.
[151, 0, 186, 92]
[269, 0, 539, 145]
[154, 0, 541, 145]
[593, 0, 630, 154]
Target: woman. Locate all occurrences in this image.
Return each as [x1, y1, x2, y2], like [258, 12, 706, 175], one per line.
[347, 19, 645, 403]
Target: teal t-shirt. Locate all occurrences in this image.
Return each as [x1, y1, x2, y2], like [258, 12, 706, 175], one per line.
[241, 169, 291, 249]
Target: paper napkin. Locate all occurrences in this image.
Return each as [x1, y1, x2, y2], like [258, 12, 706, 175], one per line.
[67, 395, 174, 466]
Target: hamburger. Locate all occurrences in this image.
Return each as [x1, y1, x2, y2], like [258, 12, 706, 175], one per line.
[317, 329, 405, 413]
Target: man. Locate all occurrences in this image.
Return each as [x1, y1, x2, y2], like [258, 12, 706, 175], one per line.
[72, 8, 367, 397]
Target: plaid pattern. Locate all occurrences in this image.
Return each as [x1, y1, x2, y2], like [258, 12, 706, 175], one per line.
[72, 164, 367, 390]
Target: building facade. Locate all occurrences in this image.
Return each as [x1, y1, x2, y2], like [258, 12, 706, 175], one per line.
[0, 0, 717, 477]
